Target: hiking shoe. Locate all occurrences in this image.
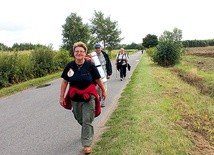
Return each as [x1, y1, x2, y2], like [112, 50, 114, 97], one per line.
[83, 146, 92, 154]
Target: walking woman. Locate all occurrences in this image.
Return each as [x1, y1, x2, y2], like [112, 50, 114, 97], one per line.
[59, 41, 106, 154]
[116, 48, 129, 81]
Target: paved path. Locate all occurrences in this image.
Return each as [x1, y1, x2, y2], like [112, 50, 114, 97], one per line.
[0, 51, 142, 155]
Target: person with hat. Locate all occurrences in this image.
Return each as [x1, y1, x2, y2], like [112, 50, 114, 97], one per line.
[93, 43, 112, 107]
[59, 41, 106, 154]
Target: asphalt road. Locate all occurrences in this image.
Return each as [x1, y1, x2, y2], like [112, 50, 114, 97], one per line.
[0, 51, 143, 155]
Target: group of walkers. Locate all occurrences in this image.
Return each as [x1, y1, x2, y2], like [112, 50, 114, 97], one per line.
[59, 41, 130, 154]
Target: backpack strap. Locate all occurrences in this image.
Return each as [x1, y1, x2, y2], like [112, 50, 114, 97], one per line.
[85, 59, 93, 71]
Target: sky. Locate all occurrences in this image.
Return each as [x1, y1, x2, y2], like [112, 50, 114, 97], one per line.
[1, 0, 214, 50]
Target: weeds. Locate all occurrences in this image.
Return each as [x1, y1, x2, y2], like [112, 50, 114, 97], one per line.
[171, 68, 214, 97]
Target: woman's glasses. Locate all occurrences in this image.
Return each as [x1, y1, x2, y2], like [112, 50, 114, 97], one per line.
[74, 50, 85, 53]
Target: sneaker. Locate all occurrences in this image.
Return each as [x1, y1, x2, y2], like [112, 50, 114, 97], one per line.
[83, 146, 92, 154]
[101, 104, 105, 107]
[120, 78, 123, 81]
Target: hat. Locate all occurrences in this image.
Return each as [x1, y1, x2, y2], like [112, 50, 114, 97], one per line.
[94, 43, 101, 48]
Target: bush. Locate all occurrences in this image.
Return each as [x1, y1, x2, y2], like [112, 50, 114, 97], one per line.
[0, 48, 72, 89]
[31, 47, 55, 77]
[15, 53, 34, 81]
[154, 42, 181, 66]
[146, 47, 157, 58]
[153, 28, 183, 67]
[53, 49, 72, 70]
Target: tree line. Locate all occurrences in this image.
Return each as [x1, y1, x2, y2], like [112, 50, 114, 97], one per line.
[142, 29, 214, 67]
[0, 43, 50, 51]
[142, 34, 214, 49]
[0, 42, 142, 53]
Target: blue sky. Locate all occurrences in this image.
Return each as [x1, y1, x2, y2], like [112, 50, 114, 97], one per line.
[0, 0, 214, 50]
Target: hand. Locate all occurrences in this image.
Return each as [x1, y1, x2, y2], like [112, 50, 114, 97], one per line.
[102, 90, 107, 100]
[59, 96, 65, 106]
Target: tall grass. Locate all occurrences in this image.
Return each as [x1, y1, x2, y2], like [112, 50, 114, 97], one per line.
[93, 53, 194, 155]
[0, 49, 71, 88]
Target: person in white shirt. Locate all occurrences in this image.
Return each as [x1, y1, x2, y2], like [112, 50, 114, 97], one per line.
[94, 43, 112, 107]
[116, 48, 129, 81]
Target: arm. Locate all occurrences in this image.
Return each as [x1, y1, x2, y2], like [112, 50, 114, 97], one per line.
[115, 54, 118, 65]
[95, 79, 106, 99]
[104, 52, 112, 77]
[106, 55, 112, 79]
[59, 79, 68, 105]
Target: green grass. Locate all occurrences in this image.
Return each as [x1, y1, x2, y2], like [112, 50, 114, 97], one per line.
[92, 53, 199, 155]
[0, 72, 61, 97]
[178, 55, 214, 85]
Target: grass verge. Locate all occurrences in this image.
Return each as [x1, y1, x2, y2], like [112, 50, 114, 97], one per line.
[92, 53, 214, 154]
[0, 72, 61, 98]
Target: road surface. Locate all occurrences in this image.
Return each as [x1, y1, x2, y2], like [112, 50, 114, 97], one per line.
[0, 51, 142, 155]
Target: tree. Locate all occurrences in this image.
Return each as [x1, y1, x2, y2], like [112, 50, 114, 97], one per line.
[90, 11, 123, 50]
[153, 28, 183, 66]
[0, 43, 9, 51]
[142, 34, 158, 48]
[125, 42, 141, 50]
[61, 13, 90, 54]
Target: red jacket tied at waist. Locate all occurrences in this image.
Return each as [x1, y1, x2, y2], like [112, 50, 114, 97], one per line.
[60, 84, 101, 117]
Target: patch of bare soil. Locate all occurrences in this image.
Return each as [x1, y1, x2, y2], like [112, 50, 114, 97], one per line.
[188, 133, 214, 155]
[194, 59, 214, 72]
[178, 108, 214, 155]
[182, 57, 214, 72]
[185, 46, 214, 57]
[171, 68, 214, 97]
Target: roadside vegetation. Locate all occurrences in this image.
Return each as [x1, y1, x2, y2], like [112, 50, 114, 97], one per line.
[0, 49, 137, 97]
[92, 50, 214, 154]
[0, 48, 71, 89]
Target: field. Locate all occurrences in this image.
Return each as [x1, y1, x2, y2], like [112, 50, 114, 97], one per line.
[173, 46, 214, 97]
[93, 46, 214, 155]
[171, 47, 214, 154]
[185, 46, 214, 57]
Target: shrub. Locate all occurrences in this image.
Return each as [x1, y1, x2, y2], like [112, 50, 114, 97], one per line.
[53, 49, 72, 70]
[146, 47, 157, 58]
[31, 47, 55, 77]
[153, 28, 183, 67]
[154, 42, 181, 66]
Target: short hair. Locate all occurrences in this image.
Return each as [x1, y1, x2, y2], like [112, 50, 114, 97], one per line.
[73, 41, 88, 52]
